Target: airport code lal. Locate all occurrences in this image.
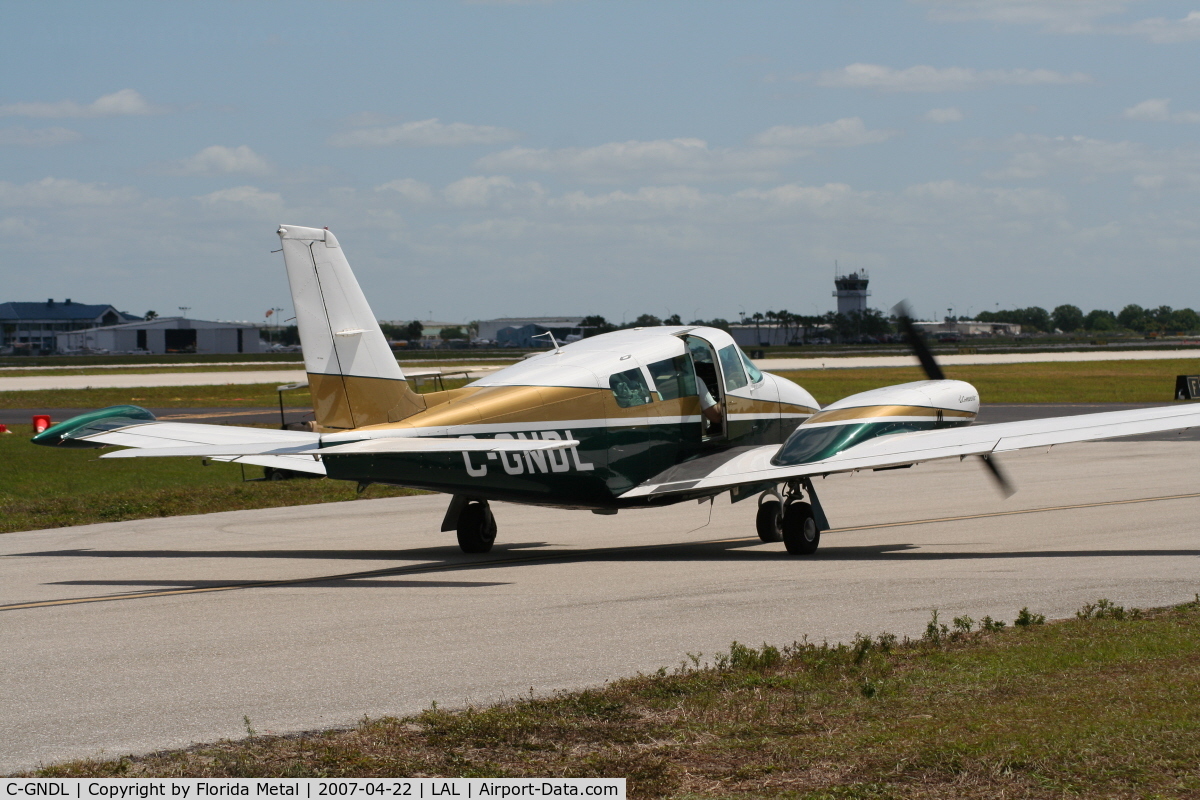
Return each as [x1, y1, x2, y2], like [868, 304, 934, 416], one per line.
[4, 781, 624, 800]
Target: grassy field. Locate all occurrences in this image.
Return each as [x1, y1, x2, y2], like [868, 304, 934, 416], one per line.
[26, 596, 1200, 798]
[779, 357, 1200, 405]
[0, 424, 421, 534]
[1, 382, 315, 409]
[0, 378, 484, 409]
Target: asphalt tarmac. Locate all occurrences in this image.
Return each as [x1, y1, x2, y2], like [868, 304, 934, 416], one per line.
[4, 418, 1200, 773]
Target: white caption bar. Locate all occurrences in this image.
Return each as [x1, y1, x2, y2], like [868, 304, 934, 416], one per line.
[2, 780, 625, 800]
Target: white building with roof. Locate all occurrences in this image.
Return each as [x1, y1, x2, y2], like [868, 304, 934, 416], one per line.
[56, 317, 263, 354]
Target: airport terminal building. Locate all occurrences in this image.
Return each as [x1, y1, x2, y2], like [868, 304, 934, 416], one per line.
[0, 298, 139, 354]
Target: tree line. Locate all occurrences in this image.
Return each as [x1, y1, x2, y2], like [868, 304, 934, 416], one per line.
[976, 304, 1200, 333]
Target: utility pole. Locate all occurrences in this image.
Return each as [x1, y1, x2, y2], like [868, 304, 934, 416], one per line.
[178, 306, 191, 319]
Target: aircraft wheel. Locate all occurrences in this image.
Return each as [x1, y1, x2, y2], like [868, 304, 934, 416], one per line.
[265, 467, 289, 481]
[756, 500, 783, 542]
[456, 501, 497, 554]
[782, 502, 820, 555]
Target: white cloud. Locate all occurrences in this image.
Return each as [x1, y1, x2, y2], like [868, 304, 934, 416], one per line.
[920, 0, 1133, 32]
[442, 176, 545, 207]
[1122, 98, 1200, 123]
[0, 89, 165, 118]
[0, 216, 36, 237]
[1127, 11, 1200, 42]
[477, 138, 794, 183]
[924, 107, 964, 123]
[922, 1, 1200, 42]
[196, 186, 283, 213]
[751, 118, 898, 148]
[329, 118, 521, 147]
[167, 145, 271, 176]
[551, 185, 714, 214]
[981, 133, 1200, 189]
[375, 178, 435, 203]
[0, 177, 139, 207]
[801, 63, 1091, 92]
[905, 180, 1067, 215]
[0, 126, 83, 146]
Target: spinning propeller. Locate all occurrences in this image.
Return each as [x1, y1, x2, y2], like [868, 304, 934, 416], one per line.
[892, 302, 1015, 498]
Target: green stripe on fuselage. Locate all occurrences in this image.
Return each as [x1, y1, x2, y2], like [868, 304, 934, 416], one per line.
[322, 416, 800, 509]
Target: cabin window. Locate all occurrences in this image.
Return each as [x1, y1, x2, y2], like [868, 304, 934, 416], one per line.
[740, 348, 764, 383]
[646, 355, 697, 400]
[718, 345, 749, 391]
[609, 367, 653, 408]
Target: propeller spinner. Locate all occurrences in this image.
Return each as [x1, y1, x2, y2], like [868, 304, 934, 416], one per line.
[892, 301, 1015, 498]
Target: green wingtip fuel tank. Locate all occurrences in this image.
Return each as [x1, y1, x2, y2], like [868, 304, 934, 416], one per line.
[30, 405, 156, 448]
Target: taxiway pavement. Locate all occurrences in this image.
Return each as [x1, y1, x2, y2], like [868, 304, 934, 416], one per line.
[3, 439, 1200, 773]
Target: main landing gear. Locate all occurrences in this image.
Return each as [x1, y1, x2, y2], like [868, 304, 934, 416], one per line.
[757, 483, 822, 555]
[456, 499, 497, 554]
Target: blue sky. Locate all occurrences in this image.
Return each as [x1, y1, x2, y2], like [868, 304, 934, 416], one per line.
[3, 1, 1199, 325]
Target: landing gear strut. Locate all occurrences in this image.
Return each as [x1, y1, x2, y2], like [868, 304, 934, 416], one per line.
[456, 499, 497, 554]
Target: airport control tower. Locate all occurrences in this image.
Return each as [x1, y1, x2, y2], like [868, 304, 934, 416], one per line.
[833, 268, 871, 315]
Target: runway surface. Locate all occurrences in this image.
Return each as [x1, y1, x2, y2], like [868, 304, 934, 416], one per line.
[4, 429, 1200, 773]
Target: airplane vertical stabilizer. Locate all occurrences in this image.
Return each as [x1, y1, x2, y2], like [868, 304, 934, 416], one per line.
[277, 225, 425, 429]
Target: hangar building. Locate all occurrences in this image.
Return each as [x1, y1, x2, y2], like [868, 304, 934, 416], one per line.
[56, 316, 263, 355]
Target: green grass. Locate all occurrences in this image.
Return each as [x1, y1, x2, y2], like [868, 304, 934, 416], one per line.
[778, 358, 1200, 405]
[25, 597, 1200, 799]
[0, 382, 315, 409]
[0, 424, 421, 534]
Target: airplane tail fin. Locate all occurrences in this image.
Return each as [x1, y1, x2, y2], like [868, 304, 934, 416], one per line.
[277, 225, 425, 430]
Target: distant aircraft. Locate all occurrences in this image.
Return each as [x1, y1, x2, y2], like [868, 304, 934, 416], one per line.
[33, 225, 1200, 554]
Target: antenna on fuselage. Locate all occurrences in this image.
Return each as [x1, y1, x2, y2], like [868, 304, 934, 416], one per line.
[533, 330, 562, 354]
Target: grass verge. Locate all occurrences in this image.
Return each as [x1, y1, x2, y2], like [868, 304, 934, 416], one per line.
[778, 357, 1200, 405]
[0, 382, 315, 409]
[0, 424, 421, 534]
[24, 596, 1200, 799]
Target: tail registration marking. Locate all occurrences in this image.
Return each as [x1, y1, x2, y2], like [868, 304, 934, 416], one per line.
[460, 431, 595, 478]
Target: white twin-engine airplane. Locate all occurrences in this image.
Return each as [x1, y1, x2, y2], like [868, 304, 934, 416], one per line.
[33, 225, 1200, 554]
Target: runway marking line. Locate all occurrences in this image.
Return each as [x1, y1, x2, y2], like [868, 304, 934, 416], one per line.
[4, 490, 1199, 613]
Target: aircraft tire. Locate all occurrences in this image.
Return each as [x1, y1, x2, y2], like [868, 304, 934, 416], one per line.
[457, 501, 497, 554]
[756, 500, 783, 542]
[782, 502, 820, 555]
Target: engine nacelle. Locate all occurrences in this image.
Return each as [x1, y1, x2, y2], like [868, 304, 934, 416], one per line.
[772, 380, 979, 466]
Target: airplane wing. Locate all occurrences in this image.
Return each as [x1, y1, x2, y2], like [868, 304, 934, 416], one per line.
[621, 404, 1200, 500]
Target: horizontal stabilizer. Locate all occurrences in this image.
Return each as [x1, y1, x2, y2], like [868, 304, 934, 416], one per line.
[100, 441, 319, 459]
